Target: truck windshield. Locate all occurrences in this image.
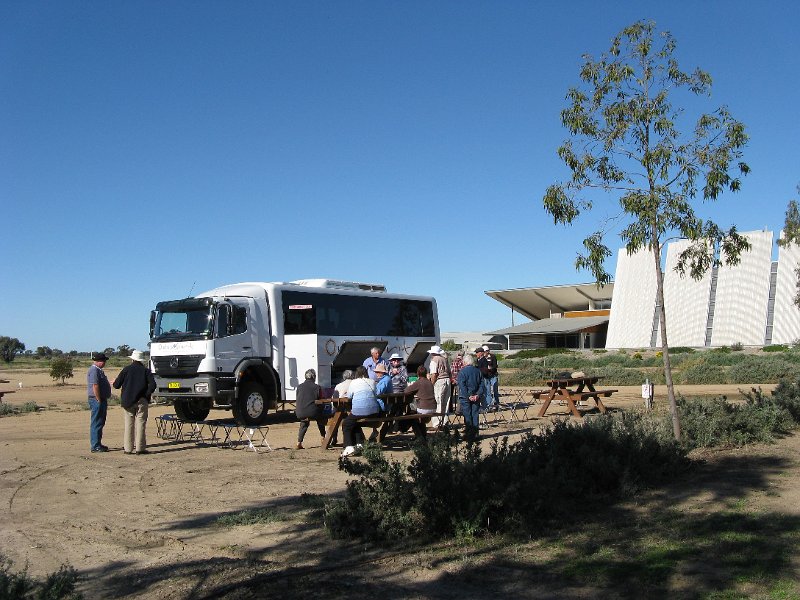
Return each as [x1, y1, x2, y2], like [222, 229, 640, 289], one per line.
[153, 306, 214, 341]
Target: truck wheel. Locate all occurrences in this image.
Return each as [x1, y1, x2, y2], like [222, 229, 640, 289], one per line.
[174, 399, 210, 422]
[234, 382, 269, 426]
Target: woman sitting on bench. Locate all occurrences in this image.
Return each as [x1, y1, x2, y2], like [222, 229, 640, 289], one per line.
[341, 366, 384, 457]
[402, 365, 436, 443]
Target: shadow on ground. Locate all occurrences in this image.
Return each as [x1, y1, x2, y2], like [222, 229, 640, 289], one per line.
[79, 444, 800, 599]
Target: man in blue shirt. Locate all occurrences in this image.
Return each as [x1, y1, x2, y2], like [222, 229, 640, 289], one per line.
[456, 353, 484, 442]
[362, 347, 389, 381]
[87, 352, 112, 452]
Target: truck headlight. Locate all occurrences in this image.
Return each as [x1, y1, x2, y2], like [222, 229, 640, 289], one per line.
[194, 382, 209, 393]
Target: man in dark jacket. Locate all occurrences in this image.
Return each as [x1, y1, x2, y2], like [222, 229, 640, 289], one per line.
[457, 353, 484, 442]
[295, 369, 325, 449]
[113, 350, 156, 455]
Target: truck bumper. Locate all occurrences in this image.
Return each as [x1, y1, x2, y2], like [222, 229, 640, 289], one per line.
[153, 374, 235, 407]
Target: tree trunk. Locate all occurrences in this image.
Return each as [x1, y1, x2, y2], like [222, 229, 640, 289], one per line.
[652, 240, 681, 441]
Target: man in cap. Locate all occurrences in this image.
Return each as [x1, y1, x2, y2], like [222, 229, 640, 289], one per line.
[388, 353, 408, 393]
[475, 347, 490, 414]
[427, 345, 451, 427]
[482, 345, 500, 410]
[113, 350, 156, 455]
[87, 352, 112, 452]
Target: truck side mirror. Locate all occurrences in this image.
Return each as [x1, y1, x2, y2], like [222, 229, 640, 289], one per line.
[149, 311, 157, 338]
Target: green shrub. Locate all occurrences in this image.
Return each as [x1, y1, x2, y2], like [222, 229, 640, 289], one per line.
[503, 363, 552, 386]
[728, 356, 800, 384]
[108, 394, 121, 406]
[678, 360, 728, 384]
[440, 339, 459, 351]
[668, 346, 696, 354]
[215, 507, 286, 527]
[0, 553, 82, 599]
[592, 349, 607, 354]
[0, 403, 13, 416]
[763, 344, 790, 353]
[506, 348, 575, 359]
[768, 380, 800, 422]
[677, 394, 795, 449]
[325, 415, 687, 541]
[18, 402, 39, 413]
[731, 342, 744, 351]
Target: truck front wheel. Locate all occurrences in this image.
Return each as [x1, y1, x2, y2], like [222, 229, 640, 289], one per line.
[174, 399, 210, 422]
[233, 382, 269, 426]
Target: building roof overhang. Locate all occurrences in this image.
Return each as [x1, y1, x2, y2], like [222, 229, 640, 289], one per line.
[485, 282, 614, 321]
[486, 315, 610, 336]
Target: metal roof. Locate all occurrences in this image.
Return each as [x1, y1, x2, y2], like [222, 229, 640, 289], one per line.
[486, 315, 610, 336]
[485, 282, 614, 321]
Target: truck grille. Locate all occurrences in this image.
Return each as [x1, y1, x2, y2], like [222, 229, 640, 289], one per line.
[152, 355, 204, 377]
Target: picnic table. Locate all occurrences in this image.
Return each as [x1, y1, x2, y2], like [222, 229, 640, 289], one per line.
[318, 391, 443, 450]
[536, 376, 617, 418]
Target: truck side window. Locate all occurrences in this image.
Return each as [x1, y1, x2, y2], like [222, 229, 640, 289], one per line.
[216, 305, 230, 338]
[232, 306, 248, 334]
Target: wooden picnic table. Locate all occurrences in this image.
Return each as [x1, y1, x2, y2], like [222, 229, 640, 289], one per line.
[0, 379, 14, 402]
[536, 376, 617, 418]
[317, 391, 433, 450]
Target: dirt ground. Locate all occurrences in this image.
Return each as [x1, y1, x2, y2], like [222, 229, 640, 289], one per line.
[0, 370, 790, 598]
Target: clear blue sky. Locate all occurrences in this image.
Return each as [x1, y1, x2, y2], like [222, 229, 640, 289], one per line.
[1, 1, 797, 352]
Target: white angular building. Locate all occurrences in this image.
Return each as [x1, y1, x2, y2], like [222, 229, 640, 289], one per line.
[487, 230, 800, 350]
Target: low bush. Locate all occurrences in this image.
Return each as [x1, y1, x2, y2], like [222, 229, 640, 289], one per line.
[215, 507, 286, 527]
[325, 414, 688, 541]
[763, 344, 790, 352]
[506, 348, 574, 359]
[669, 346, 696, 354]
[678, 393, 795, 449]
[678, 360, 729, 384]
[0, 553, 82, 599]
[18, 402, 39, 413]
[728, 356, 800, 384]
[0, 403, 13, 416]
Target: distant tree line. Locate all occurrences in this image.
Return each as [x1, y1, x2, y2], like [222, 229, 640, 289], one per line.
[0, 338, 133, 363]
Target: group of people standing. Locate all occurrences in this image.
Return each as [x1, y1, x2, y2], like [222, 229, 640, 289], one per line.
[295, 344, 500, 456]
[86, 350, 156, 455]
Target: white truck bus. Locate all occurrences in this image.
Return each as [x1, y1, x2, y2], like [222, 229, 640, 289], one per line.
[149, 279, 440, 425]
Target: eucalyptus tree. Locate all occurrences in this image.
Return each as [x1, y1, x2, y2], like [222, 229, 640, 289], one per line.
[778, 186, 800, 307]
[543, 21, 750, 440]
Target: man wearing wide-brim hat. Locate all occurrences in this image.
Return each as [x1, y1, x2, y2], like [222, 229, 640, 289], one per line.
[426, 345, 451, 428]
[112, 350, 156, 455]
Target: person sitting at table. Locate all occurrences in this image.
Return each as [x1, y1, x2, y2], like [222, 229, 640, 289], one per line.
[402, 365, 437, 443]
[388, 353, 408, 393]
[333, 370, 354, 399]
[374, 363, 392, 396]
[295, 369, 325, 450]
[341, 366, 384, 457]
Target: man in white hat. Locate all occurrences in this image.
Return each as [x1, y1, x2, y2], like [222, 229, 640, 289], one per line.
[113, 350, 156, 455]
[427, 345, 451, 427]
[388, 353, 408, 393]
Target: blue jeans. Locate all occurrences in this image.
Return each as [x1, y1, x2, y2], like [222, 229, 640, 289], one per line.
[487, 376, 499, 407]
[88, 398, 107, 449]
[459, 399, 480, 440]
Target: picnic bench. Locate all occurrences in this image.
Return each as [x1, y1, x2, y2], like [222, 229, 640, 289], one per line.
[0, 379, 14, 403]
[536, 376, 617, 418]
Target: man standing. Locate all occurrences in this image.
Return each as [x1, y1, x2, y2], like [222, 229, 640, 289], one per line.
[457, 353, 484, 441]
[87, 352, 112, 453]
[449, 349, 465, 413]
[362, 347, 388, 381]
[427, 345, 450, 427]
[482, 345, 499, 410]
[113, 350, 156, 455]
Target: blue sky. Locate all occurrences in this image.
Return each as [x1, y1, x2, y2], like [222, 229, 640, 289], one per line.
[1, 1, 798, 352]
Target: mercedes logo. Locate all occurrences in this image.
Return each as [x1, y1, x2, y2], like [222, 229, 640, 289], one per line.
[169, 357, 179, 369]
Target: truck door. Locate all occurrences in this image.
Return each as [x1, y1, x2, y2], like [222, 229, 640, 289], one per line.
[214, 300, 254, 372]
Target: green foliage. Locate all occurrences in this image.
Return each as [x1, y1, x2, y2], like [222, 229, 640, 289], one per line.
[440, 339, 459, 351]
[325, 415, 688, 541]
[0, 553, 82, 599]
[730, 342, 744, 351]
[215, 507, 286, 527]
[49, 357, 74, 385]
[0, 336, 25, 363]
[0, 403, 13, 416]
[507, 348, 574, 359]
[727, 356, 800, 385]
[763, 344, 790, 353]
[678, 360, 728, 384]
[678, 393, 795, 449]
[18, 402, 39, 413]
[668, 347, 696, 354]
